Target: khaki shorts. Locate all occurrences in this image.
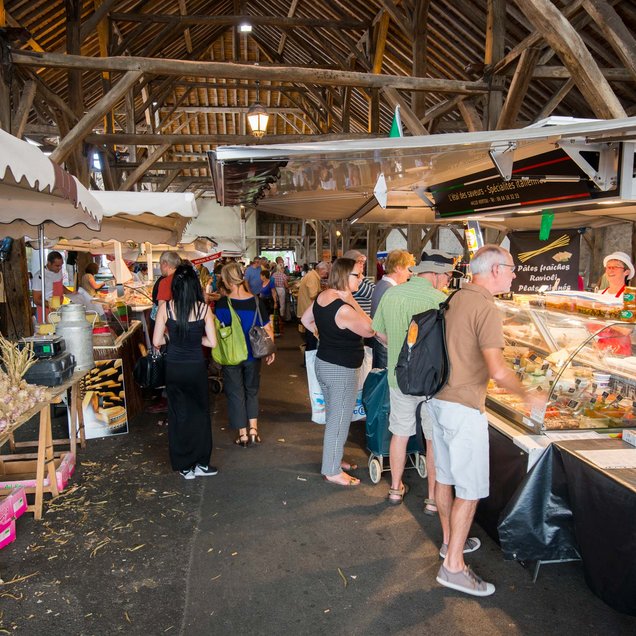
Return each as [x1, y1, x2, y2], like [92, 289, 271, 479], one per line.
[428, 398, 489, 500]
[388, 387, 434, 440]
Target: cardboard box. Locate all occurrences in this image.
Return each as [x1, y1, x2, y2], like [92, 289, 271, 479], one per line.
[0, 517, 16, 550]
[0, 453, 76, 492]
[9, 485, 27, 519]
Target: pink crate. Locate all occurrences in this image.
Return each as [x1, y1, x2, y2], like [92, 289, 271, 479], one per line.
[0, 452, 76, 492]
[10, 486, 27, 519]
[0, 517, 16, 550]
[0, 495, 13, 526]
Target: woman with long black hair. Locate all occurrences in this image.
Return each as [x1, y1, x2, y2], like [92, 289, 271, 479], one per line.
[153, 265, 218, 479]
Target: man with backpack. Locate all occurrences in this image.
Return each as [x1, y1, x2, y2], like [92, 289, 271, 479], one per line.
[372, 249, 457, 510]
[430, 245, 543, 597]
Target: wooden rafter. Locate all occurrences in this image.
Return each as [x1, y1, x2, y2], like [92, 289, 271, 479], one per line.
[11, 51, 490, 94]
[381, 86, 428, 135]
[497, 47, 541, 129]
[582, 0, 636, 84]
[11, 79, 36, 138]
[512, 0, 626, 119]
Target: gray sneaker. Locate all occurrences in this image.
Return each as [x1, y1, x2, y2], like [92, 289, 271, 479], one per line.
[439, 536, 481, 559]
[436, 564, 495, 597]
[179, 468, 195, 480]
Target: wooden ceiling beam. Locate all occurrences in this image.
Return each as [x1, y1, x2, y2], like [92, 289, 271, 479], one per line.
[511, 0, 626, 119]
[11, 80, 37, 139]
[381, 86, 428, 135]
[458, 100, 484, 132]
[534, 78, 575, 120]
[51, 70, 142, 163]
[379, 0, 411, 39]
[86, 132, 377, 145]
[496, 47, 541, 129]
[79, 0, 118, 44]
[166, 106, 304, 114]
[371, 11, 390, 75]
[581, 0, 636, 84]
[119, 143, 170, 191]
[411, 0, 430, 119]
[109, 13, 369, 30]
[11, 51, 490, 94]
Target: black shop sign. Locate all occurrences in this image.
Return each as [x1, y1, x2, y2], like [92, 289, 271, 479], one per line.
[433, 149, 617, 219]
[509, 229, 580, 293]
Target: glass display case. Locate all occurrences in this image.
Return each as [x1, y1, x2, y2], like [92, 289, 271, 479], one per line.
[486, 300, 636, 433]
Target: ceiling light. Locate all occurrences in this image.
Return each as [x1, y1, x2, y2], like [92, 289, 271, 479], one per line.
[239, 23, 253, 33]
[247, 80, 269, 138]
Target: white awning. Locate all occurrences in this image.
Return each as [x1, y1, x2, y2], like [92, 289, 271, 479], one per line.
[0, 128, 103, 237]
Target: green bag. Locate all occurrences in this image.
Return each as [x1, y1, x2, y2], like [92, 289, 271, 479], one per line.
[212, 299, 248, 366]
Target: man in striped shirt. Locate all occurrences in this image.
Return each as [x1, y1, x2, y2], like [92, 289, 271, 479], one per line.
[343, 249, 375, 316]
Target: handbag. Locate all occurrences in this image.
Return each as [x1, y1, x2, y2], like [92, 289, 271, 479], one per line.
[133, 349, 166, 389]
[249, 301, 276, 359]
[212, 298, 248, 366]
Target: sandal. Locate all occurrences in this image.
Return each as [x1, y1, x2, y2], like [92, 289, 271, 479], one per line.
[234, 434, 249, 448]
[424, 498, 438, 516]
[386, 483, 410, 505]
[341, 461, 358, 471]
[322, 473, 360, 487]
[249, 427, 262, 444]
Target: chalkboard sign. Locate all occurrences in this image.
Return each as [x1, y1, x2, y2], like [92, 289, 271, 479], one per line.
[509, 229, 581, 293]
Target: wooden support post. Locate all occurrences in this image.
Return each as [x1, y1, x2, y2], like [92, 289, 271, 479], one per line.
[484, 0, 506, 130]
[315, 222, 324, 262]
[34, 404, 59, 520]
[0, 43, 11, 132]
[411, 0, 430, 119]
[407, 224, 424, 257]
[329, 222, 339, 259]
[11, 80, 37, 138]
[369, 88, 380, 133]
[367, 225, 378, 281]
[0, 239, 33, 339]
[590, 226, 607, 288]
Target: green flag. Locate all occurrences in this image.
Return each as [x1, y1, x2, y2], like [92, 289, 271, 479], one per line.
[389, 105, 403, 137]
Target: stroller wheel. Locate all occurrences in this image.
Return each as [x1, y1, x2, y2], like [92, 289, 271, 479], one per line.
[416, 453, 427, 479]
[368, 456, 382, 484]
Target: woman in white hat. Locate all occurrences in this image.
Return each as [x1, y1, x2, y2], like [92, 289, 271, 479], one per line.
[601, 251, 635, 298]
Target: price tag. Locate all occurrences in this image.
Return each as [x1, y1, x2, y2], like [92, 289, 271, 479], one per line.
[528, 353, 538, 362]
[567, 399, 580, 409]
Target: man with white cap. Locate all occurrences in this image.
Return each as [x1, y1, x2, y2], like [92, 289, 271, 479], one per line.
[600, 251, 634, 298]
[373, 249, 458, 512]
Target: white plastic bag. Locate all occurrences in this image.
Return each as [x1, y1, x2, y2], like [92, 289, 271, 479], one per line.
[305, 347, 372, 424]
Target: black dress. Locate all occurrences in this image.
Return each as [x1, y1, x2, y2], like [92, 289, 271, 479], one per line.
[165, 303, 212, 471]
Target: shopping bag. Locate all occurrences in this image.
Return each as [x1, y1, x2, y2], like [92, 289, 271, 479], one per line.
[212, 299, 248, 366]
[305, 347, 372, 424]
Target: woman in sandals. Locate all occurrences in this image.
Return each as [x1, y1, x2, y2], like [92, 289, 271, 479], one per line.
[215, 262, 275, 447]
[301, 257, 375, 486]
[153, 265, 218, 479]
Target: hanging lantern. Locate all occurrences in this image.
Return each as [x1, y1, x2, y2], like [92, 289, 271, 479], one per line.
[247, 81, 269, 138]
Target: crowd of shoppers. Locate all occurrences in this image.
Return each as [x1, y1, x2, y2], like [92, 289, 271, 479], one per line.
[145, 244, 533, 599]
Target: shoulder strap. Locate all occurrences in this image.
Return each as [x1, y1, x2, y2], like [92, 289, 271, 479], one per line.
[252, 297, 262, 327]
[439, 288, 460, 312]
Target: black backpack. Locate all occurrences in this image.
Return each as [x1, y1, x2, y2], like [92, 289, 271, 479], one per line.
[395, 291, 458, 398]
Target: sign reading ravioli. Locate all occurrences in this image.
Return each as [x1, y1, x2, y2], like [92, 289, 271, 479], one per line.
[508, 229, 580, 293]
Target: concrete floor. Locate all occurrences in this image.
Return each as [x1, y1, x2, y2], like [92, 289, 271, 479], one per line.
[1, 329, 635, 634]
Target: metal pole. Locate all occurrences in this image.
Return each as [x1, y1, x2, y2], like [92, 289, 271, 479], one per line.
[38, 224, 47, 324]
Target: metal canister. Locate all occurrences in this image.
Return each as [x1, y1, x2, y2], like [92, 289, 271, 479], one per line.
[50, 304, 97, 371]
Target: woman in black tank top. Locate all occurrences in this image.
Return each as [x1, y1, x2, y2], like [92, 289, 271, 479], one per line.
[152, 265, 218, 479]
[301, 258, 375, 487]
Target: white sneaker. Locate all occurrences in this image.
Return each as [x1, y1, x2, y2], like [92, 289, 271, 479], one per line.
[194, 464, 218, 477]
[179, 468, 195, 480]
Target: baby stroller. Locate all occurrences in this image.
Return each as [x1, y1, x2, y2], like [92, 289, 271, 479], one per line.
[208, 358, 224, 394]
[362, 368, 427, 484]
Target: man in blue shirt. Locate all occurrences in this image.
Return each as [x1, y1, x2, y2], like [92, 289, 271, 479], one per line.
[244, 257, 264, 296]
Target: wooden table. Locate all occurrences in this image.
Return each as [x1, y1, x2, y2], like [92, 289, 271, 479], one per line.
[0, 370, 89, 520]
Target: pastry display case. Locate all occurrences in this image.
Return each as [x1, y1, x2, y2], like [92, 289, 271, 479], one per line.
[486, 300, 636, 433]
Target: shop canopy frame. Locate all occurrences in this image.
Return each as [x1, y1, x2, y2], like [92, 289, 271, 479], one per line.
[211, 117, 636, 232]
